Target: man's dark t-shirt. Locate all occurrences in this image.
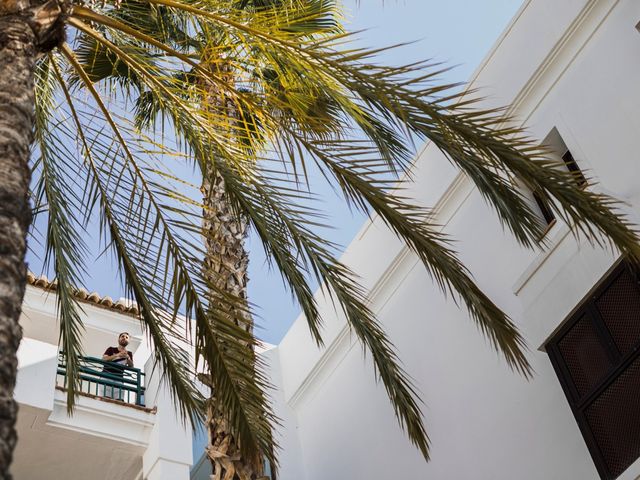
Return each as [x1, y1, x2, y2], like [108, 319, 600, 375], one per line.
[103, 347, 133, 375]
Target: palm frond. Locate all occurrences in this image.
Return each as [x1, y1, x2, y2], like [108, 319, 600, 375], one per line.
[34, 54, 89, 412]
[59, 43, 207, 421]
[315, 148, 530, 374]
[237, 168, 433, 458]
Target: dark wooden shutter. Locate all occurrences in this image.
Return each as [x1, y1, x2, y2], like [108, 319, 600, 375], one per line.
[547, 262, 640, 479]
[557, 313, 614, 397]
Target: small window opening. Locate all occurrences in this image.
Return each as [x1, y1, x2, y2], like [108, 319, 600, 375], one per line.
[529, 128, 588, 229]
[545, 127, 587, 187]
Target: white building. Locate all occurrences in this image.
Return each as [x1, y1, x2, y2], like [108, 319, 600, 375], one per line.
[15, 1, 640, 479]
[14, 275, 193, 480]
[264, 1, 640, 479]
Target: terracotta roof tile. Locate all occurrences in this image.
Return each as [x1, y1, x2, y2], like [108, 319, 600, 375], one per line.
[26, 272, 140, 316]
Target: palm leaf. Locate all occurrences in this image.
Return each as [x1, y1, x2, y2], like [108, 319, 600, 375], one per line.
[33, 54, 89, 412]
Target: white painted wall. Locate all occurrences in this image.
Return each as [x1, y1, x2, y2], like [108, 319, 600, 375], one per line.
[260, 346, 306, 480]
[15, 337, 59, 411]
[143, 356, 194, 480]
[271, 1, 640, 479]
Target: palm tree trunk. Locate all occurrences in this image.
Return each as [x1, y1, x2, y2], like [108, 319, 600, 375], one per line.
[202, 172, 266, 480]
[0, 12, 37, 480]
[198, 41, 267, 480]
[0, 3, 64, 476]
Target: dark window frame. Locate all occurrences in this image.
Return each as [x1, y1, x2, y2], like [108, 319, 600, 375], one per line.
[546, 261, 640, 479]
[562, 149, 587, 188]
[532, 190, 556, 227]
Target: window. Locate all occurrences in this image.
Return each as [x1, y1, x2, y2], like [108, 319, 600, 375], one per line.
[545, 127, 587, 187]
[546, 261, 640, 479]
[529, 128, 587, 229]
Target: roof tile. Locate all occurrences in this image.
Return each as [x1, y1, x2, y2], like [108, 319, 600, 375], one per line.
[26, 272, 140, 316]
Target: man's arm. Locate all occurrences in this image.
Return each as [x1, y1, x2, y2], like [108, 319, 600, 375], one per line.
[102, 348, 117, 361]
[126, 351, 133, 367]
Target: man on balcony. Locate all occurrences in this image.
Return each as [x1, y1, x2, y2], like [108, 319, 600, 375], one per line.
[102, 332, 134, 401]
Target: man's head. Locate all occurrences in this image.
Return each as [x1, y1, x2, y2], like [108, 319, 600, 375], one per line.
[118, 332, 130, 347]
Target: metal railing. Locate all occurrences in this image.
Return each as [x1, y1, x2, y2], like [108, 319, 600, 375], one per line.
[57, 353, 146, 407]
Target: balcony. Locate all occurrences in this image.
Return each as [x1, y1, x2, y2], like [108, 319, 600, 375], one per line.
[15, 284, 194, 479]
[57, 353, 146, 407]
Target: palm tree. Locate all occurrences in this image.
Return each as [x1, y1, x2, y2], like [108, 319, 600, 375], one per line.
[2, 1, 639, 479]
[192, 3, 346, 477]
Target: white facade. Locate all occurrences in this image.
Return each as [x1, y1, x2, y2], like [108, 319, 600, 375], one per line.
[14, 285, 193, 480]
[269, 1, 640, 479]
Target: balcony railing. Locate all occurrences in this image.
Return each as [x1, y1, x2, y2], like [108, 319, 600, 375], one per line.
[57, 353, 146, 407]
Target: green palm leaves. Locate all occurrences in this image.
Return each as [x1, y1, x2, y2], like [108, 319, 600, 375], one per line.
[31, 0, 639, 468]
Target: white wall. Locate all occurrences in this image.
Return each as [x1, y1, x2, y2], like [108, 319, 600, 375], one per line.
[143, 356, 193, 480]
[272, 0, 640, 479]
[15, 337, 59, 410]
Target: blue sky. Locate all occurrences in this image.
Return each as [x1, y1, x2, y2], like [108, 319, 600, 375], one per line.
[27, 0, 524, 345]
